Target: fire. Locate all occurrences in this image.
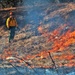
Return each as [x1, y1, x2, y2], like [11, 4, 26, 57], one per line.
[38, 26, 43, 34]
[36, 24, 75, 67]
[1, 49, 18, 60]
[39, 50, 49, 59]
[0, 24, 75, 68]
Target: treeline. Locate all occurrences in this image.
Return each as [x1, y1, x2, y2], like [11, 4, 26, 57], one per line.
[0, 0, 75, 8]
[0, 0, 23, 8]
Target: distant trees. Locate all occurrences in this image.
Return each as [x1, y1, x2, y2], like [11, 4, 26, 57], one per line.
[0, 0, 75, 8]
[0, 0, 23, 8]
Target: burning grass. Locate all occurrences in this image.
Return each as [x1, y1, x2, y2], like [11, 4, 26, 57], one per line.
[24, 24, 75, 68]
[1, 24, 75, 68]
[0, 3, 75, 69]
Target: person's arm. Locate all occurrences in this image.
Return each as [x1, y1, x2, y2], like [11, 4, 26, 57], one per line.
[6, 18, 10, 28]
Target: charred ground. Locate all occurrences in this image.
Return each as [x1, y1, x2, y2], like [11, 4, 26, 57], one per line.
[0, 3, 75, 70]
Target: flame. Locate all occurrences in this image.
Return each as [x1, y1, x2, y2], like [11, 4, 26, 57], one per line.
[1, 49, 18, 60]
[0, 24, 75, 68]
[25, 24, 75, 62]
[36, 24, 75, 67]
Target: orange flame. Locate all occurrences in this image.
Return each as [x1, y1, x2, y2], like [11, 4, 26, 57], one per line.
[1, 24, 75, 68]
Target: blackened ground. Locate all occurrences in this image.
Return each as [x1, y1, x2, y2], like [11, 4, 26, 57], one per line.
[0, 2, 75, 75]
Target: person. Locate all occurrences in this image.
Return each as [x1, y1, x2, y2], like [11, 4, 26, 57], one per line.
[6, 11, 18, 43]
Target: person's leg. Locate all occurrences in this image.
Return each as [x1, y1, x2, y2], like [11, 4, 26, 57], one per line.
[9, 27, 15, 43]
[12, 27, 15, 40]
[9, 27, 12, 43]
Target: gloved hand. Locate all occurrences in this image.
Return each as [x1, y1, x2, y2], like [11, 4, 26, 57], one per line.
[6, 26, 10, 30]
[7, 27, 10, 30]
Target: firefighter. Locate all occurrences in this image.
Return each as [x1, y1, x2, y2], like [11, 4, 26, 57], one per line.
[6, 11, 18, 43]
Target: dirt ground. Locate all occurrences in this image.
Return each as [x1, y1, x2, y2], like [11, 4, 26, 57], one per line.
[0, 3, 75, 69]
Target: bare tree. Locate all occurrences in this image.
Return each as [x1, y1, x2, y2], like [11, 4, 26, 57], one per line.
[0, 0, 23, 8]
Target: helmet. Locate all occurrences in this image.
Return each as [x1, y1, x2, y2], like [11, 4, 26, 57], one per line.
[9, 11, 13, 15]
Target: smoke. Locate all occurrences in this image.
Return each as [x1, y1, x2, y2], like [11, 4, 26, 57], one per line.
[23, 0, 54, 6]
[13, 2, 75, 38]
[21, 0, 65, 36]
